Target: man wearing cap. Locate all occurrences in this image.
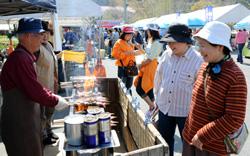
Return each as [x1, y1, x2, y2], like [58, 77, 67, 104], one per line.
[182, 21, 247, 156]
[35, 20, 59, 146]
[154, 24, 203, 156]
[0, 18, 68, 156]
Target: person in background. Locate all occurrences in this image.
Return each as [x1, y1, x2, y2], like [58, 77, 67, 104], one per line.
[107, 29, 113, 58]
[134, 24, 162, 120]
[112, 26, 144, 93]
[132, 27, 144, 48]
[113, 28, 120, 44]
[154, 24, 203, 156]
[35, 21, 59, 146]
[86, 36, 94, 61]
[64, 27, 79, 45]
[0, 18, 68, 156]
[182, 21, 247, 156]
[235, 29, 248, 63]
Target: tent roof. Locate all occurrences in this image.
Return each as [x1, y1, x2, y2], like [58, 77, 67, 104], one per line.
[186, 3, 250, 23]
[0, 0, 103, 25]
[0, 0, 102, 18]
[152, 13, 177, 28]
[234, 15, 250, 30]
[132, 17, 157, 28]
[0, 0, 55, 16]
[237, 15, 250, 24]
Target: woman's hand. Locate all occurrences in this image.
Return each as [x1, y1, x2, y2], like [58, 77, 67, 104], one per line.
[191, 134, 203, 150]
[124, 50, 134, 55]
[124, 50, 141, 56]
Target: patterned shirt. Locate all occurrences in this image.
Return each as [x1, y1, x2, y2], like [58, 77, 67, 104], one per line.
[182, 60, 247, 155]
[154, 47, 203, 117]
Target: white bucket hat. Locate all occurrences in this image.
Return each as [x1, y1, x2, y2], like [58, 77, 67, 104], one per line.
[194, 21, 232, 51]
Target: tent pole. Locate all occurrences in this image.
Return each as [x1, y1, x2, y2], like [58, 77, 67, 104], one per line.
[51, 12, 62, 52]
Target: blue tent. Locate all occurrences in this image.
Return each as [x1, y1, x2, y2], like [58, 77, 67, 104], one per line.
[0, 0, 56, 16]
[153, 14, 205, 29]
[177, 16, 205, 28]
[234, 15, 250, 30]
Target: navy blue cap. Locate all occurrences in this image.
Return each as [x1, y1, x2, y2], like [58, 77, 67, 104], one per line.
[160, 23, 193, 44]
[17, 18, 45, 34]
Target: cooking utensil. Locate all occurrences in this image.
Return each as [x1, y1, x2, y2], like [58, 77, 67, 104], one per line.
[64, 114, 84, 146]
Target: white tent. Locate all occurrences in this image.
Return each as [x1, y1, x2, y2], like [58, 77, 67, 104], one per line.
[152, 13, 177, 28]
[57, 0, 102, 17]
[131, 17, 157, 28]
[0, 0, 102, 24]
[151, 3, 250, 29]
[186, 3, 250, 24]
[0, 0, 103, 51]
[0, 24, 14, 30]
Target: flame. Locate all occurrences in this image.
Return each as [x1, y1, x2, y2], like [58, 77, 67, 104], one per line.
[83, 63, 95, 93]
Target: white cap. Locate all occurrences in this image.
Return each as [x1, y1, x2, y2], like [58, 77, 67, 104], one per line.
[194, 21, 232, 51]
[146, 23, 159, 31]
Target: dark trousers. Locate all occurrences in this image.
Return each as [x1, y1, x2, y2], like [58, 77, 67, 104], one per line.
[118, 66, 133, 90]
[158, 111, 186, 156]
[237, 43, 245, 63]
[41, 106, 55, 139]
[182, 140, 222, 156]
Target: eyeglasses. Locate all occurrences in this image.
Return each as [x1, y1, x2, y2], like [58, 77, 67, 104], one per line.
[194, 41, 204, 51]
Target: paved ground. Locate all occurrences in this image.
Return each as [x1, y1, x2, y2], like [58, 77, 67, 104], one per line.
[0, 51, 250, 156]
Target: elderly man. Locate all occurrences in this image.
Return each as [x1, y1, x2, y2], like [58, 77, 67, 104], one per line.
[0, 18, 68, 156]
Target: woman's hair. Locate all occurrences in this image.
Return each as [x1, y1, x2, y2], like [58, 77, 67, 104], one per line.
[148, 29, 161, 42]
[209, 43, 231, 55]
[120, 33, 132, 40]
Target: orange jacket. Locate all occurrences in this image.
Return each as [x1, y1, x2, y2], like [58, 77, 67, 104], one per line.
[112, 39, 144, 66]
[134, 59, 158, 93]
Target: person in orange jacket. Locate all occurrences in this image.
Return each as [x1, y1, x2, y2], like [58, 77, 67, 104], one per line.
[134, 24, 163, 120]
[93, 58, 106, 77]
[112, 26, 144, 94]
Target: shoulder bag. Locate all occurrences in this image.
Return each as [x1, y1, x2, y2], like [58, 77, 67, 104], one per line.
[120, 60, 138, 77]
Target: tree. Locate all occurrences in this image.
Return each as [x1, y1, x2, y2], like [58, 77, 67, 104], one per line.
[191, 0, 215, 11]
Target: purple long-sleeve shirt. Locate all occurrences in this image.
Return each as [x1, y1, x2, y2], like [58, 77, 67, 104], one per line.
[0, 44, 58, 107]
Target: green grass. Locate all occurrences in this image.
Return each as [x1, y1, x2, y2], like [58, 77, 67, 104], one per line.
[0, 35, 18, 52]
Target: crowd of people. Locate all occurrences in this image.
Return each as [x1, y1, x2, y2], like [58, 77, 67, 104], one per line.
[0, 17, 248, 156]
[111, 21, 247, 156]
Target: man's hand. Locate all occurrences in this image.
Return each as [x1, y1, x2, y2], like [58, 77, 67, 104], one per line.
[54, 94, 69, 111]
